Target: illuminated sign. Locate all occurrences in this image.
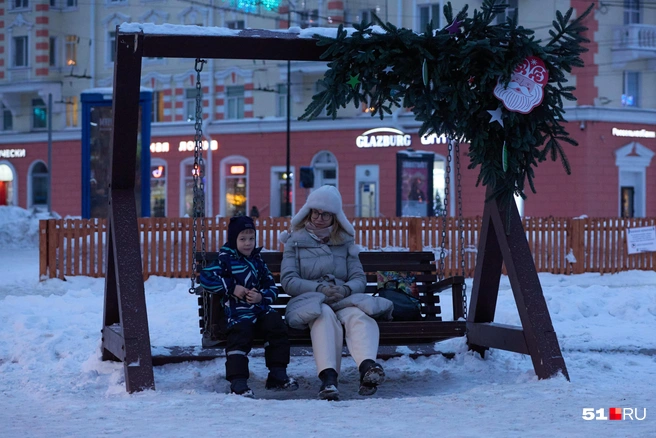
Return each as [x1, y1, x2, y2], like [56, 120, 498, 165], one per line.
[0, 149, 26, 158]
[356, 128, 412, 148]
[612, 128, 656, 139]
[230, 165, 246, 175]
[420, 133, 449, 145]
[151, 166, 165, 178]
[150, 142, 170, 153]
[178, 140, 219, 152]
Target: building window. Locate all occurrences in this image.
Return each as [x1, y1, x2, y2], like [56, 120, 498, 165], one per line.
[622, 71, 640, 107]
[32, 98, 47, 130]
[621, 186, 635, 218]
[13, 36, 29, 67]
[0, 163, 16, 206]
[299, 9, 319, 28]
[615, 142, 654, 218]
[108, 31, 117, 63]
[358, 8, 377, 25]
[65, 35, 77, 66]
[152, 90, 165, 122]
[150, 160, 167, 217]
[12, 0, 29, 9]
[494, 0, 518, 24]
[624, 0, 641, 25]
[65, 96, 78, 127]
[30, 162, 49, 207]
[226, 20, 245, 29]
[185, 88, 199, 122]
[276, 83, 288, 118]
[270, 166, 295, 217]
[418, 3, 441, 31]
[181, 158, 205, 217]
[49, 37, 58, 67]
[224, 161, 248, 217]
[2, 104, 13, 131]
[311, 151, 338, 188]
[50, 0, 78, 7]
[226, 86, 245, 120]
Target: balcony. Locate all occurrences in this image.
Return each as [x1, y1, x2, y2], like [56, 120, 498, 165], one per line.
[612, 24, 656, 67]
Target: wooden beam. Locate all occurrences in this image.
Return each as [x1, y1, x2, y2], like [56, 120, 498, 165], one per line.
[136, 29, 328, 61]
[467, 187, 569, 380]
[488, 192, 569, 380]
[103, 31, 155, 393]
[467, 322, 529, 355]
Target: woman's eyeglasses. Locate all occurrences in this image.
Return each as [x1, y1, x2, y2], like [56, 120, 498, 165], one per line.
[311, 210, 333, 221]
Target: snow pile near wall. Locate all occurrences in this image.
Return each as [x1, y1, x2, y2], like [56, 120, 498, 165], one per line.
[0, 206, 55, 249]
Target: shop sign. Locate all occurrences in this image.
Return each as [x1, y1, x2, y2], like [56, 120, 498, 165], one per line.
[420, 133, 449, 145]
[0, 149, 26, 158]
[356, 128, 412, 148]
[178, 140, 219, 152]
[150, 142, 170, 153]
[612, 128, 656, 139]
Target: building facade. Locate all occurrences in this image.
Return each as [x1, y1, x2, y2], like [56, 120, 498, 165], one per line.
[0, 0, 654, 219]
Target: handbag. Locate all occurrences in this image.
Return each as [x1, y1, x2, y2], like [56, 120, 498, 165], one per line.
[374, 286, 422, 321]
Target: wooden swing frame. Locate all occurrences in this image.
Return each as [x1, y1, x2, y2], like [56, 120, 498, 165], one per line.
[101, 27, 568, 393]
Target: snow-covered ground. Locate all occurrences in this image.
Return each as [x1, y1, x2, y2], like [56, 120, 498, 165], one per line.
[0, 206, 654, 437]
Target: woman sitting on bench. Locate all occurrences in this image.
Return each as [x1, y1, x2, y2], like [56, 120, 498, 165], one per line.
[280, 185, 393, 400]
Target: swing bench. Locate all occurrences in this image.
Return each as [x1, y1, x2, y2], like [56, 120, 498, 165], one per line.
[193, 251, 467, 356]
[188, 106, 470, 358]
[101, 27, 570, 393]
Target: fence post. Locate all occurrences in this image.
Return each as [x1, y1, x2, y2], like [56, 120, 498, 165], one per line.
[39, 220, 49, 280]
[570, 218, 585, 274]
[408, 218, 422, 251]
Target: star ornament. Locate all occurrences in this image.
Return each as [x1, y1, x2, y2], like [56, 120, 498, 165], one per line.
[347, 74, 360, 88]
[446, 19, 462, 35]
[487, 107, 504, 127]
[383, 66, 394, 74]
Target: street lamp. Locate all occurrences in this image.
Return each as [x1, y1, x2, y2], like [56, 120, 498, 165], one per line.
[285, 3, 292, 216]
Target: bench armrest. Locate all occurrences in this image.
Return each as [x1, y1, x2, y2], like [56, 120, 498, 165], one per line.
[426, 276, 466, 321]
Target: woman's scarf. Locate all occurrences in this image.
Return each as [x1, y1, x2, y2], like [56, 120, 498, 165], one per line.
[305, 222, 333, 243]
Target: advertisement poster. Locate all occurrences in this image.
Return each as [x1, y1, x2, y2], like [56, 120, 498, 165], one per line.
[396, 153, 434, 217]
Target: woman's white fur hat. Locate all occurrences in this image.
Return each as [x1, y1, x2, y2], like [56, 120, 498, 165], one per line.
[291, 185, 355, 235]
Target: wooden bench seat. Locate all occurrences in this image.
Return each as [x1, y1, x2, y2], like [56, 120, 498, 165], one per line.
[196, 251, 467, 352]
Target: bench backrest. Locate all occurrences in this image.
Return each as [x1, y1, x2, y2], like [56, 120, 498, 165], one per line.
[196, 251, 443, 320]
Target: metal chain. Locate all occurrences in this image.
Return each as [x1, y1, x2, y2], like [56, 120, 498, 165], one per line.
[454, 140, 467, 320]
[438, 138, 452, 281]
[189, 58, 207, 295]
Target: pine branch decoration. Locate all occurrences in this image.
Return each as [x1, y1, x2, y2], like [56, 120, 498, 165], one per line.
[300, 1, 593, 206]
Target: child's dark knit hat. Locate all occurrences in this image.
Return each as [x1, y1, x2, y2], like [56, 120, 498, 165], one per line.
[227, 216, 256, 249]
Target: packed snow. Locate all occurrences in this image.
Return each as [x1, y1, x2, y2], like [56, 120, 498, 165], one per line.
[0, 206, 654, 437]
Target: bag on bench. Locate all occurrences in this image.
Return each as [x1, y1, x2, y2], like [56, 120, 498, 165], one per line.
[375, 281, 422, 321]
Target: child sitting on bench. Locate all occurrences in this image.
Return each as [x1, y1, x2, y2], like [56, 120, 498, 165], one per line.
[200, 216, 298, 397]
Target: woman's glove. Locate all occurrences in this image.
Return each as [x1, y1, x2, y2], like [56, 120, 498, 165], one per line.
[317, 284, 344, 304]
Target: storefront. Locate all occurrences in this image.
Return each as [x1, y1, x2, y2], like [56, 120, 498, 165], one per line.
[1, 116, 654, 220]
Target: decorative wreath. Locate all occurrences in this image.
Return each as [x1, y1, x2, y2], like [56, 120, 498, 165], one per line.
[301, 0, 593, 207]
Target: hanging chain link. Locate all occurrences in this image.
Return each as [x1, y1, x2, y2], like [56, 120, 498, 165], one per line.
[454, 140, 467, 320]
[438, 138, 452, 281]
[189, 58, 207, 295]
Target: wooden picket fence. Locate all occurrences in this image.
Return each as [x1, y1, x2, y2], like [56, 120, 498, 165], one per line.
[38, 216, 656, 281]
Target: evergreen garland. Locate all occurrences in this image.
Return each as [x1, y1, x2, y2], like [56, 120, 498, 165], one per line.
[300, 0, 593, 207]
